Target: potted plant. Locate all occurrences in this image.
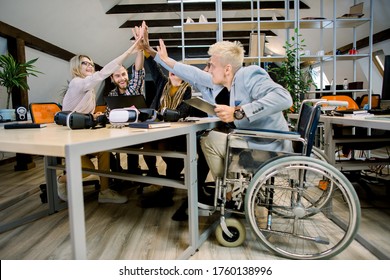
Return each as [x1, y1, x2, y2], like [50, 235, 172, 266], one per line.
[0, 53, 41, 112]
[269, 28, 313, 114]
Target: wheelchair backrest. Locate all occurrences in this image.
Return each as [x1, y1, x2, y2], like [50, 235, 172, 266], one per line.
[295, 102, 321, 156]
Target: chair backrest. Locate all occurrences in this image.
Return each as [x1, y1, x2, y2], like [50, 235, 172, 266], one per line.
[29, 103, 62, 124]
[321, 95, 359, 110]
[294, 101, 322, 156]
[358, 94, 381, 109]
[94, 105, 106, 114]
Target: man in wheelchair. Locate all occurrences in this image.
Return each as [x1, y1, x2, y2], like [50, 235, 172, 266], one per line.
[154, 39, 293, 209]
[198, 41, 293, 209]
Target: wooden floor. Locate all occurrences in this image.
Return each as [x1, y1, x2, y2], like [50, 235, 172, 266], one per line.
[0, 155, 389, 260]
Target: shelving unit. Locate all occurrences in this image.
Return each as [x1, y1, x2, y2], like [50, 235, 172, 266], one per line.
[179, 0, 295, 65]
[177, 0, 373, 107]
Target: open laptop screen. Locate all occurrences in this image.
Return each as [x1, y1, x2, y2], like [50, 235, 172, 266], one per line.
[105, 95, 147, 110]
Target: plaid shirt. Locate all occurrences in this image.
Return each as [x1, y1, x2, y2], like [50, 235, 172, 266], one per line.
[106, 65, 145, 116]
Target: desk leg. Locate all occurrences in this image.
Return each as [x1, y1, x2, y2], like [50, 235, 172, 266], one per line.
[44, 156, 61, 214]
[185, 131, 199, 256]
[65, 148, 87, 259]
[323, 120, 336, 166]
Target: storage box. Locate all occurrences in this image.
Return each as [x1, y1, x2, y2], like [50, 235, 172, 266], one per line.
[348, 81, 363, 89]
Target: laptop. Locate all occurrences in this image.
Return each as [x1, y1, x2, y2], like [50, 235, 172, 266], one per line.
[104, 95, 147, 110]
[339, 2, 364, 18]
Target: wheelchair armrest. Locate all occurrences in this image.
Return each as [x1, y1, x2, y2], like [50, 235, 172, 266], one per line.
[232, 128, 302, 141]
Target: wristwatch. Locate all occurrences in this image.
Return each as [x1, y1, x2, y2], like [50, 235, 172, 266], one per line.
[234, 108, 245, 120]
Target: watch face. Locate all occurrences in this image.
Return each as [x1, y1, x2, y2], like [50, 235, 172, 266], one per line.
[234, 109, 244, 120]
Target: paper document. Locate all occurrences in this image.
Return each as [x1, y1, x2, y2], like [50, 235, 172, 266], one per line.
[184, 97, 216, 116]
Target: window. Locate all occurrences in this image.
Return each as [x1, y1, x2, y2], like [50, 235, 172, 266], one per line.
[373, 49, 385, 76]
[310, 65, 330, 90]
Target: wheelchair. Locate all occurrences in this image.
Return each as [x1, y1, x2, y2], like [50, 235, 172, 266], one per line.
[200, 99, 361, 259]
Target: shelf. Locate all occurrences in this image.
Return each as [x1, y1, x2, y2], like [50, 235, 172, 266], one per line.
[182, 20, 295, 32]
[334, 54, 369, 61]
[223, 20, 295, 31]
[332, 17, 371, 28]
[299, 18, 370, 29]
[246, 56, 287, 63]
[299, 19, 333, 29]
[183, 58, 209, 65]
[308, 89, 369, 94]
[182, 23, 218, 32]
[182, 18, 369, 32]
[184, 56, 288, 65]
[300, 55, 333, 62]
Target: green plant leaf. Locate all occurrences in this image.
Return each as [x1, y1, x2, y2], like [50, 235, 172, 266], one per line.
[268, 29, 313, 115]
[0, 53, 43, 108]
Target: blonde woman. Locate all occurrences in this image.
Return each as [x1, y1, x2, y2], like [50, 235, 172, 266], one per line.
[58, 24, 145, 203]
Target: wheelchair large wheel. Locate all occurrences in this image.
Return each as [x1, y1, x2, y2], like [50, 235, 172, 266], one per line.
[245, 155, 361, 260]
[215, 218, 246, 247]
[311, 146, 330, 163]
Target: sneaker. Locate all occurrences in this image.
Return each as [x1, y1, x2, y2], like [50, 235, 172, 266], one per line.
[98, 189, 128, 204]
[57, 176, 67, 201]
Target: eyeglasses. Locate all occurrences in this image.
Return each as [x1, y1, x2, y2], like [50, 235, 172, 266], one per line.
[81, 61, 95, 68]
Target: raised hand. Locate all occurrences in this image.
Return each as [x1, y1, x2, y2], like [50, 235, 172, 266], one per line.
[157, 38, 168, 61]
[128, 21, 145, 54]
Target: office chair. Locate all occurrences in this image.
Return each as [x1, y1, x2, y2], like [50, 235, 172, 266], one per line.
[29, 102, 62, 124]
[356, 94, 381, 109]
[29, 103, 100, 203]
[321, 95, 360, 110]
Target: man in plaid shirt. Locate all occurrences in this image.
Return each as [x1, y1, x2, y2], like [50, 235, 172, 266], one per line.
[106, 51, 146, 175]
[106, 51, 145, 115]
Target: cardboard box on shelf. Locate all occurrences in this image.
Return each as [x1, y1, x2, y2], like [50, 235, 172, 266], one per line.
[348, 81, 363, 89]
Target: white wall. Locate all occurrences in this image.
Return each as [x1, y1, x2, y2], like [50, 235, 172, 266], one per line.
[25, 47, 69, 106]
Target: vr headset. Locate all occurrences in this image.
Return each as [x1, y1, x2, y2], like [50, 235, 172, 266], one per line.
[109, 107, 181, 124]
[54, 111, 108, 129]
[109, 108, 157, 124]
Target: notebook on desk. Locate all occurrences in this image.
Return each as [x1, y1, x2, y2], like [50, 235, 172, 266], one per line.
[332, 109, 367, 116]
[105, 95, 147, 110]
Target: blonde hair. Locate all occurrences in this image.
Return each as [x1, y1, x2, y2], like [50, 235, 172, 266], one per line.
[69, 55, 94, 78]
[208, 41, 245, 73]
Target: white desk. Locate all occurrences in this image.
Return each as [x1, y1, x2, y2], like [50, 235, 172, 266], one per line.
[0, 119, 217, 259]
[288, 114, 390, 170]
[320, 115, 390, 170]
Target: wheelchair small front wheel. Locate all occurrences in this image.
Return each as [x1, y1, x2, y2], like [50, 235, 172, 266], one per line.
[215, 218, 246, 247]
